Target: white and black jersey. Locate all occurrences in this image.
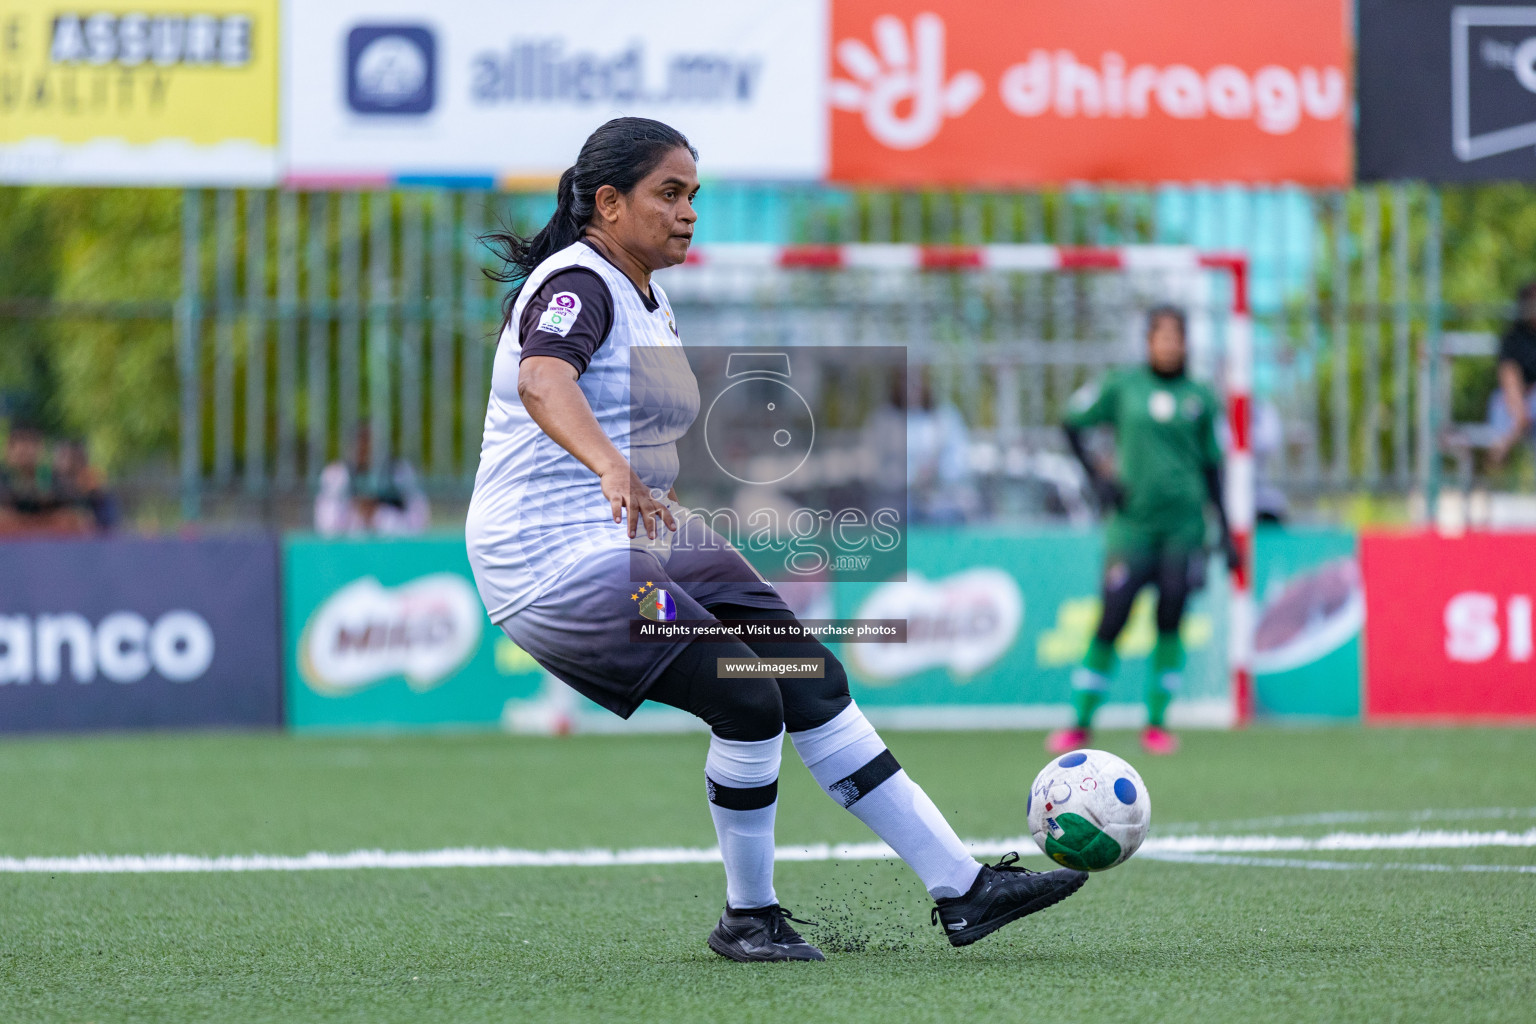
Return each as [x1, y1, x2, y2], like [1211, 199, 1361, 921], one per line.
[466, 240, 699, 622]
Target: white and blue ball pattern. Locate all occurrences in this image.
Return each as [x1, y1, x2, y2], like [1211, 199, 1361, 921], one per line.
[1027, 749, 1150, 871]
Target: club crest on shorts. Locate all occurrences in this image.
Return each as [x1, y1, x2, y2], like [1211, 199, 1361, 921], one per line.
[631, 581, 676, 621]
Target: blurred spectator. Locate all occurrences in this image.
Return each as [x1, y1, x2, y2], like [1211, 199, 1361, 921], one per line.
[1488, 280, 1536, 467]
[0, 422, 97, 537]
[53, 438, 119, 532]
[906, 369, 977, 524]
[315, 424, 430, 536]
[1252, 399, 1288, 524]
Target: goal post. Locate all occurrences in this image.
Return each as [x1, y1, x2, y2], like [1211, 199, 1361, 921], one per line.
[661, 243, 1254, 727]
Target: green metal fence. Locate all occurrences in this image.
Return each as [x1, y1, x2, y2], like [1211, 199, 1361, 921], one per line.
[0, 182, 1484, 522]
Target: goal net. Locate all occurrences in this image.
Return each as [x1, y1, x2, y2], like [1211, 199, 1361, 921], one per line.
[654, 244, 1253, 730]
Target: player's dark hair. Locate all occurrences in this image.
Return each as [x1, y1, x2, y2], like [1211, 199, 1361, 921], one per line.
[1146, 304, 1187, 339]
[481, 117, 698, 327]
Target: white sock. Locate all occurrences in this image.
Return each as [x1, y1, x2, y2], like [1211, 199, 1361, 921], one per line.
[705, 730, 783, 910]
[790, 702, 981, 900]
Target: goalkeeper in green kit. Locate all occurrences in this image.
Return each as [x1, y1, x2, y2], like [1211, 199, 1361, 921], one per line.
[1048, 305, 1240, 756]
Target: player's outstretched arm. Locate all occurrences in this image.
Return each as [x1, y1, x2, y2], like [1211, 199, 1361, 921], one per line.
[517, 354, 676, 539]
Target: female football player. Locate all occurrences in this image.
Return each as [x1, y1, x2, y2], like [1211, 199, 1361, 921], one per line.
[1051, 305, 1240, 757]
[468, 118, 1085, 962]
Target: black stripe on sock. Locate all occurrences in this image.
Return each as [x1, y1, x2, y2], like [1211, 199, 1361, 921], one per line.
[706, 775, 779, 811]
[827, 749, 901, 808]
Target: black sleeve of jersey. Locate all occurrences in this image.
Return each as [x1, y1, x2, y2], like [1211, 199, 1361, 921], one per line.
[517, 268, 615, 377]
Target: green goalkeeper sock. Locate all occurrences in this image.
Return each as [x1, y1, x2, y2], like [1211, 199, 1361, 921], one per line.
[1146, 632, 1184, 728]
[1071, 639, 1117, 729]
[1084, 637, 1116, 675]
[1070, 687, 1106, 729]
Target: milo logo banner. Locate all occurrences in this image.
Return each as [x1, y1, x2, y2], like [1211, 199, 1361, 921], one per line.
[283, 537, 546, 731]
[833, 528, 1231, 728]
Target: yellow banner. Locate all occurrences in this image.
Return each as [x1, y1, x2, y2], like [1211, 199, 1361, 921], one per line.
[0, 1, 276, 152]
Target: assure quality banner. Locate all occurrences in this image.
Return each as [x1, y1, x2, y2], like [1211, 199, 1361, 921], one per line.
[828, 0, 1351, 186]
[0, 0, 280, 184]
[0, 537, 281, 732]
[1361, 532, 1536, 719]
[282, 0, 826, 185]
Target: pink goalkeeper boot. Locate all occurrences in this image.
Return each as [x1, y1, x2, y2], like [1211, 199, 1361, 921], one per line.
[1045, 727, 1091, 755]
[1141, 726, 1179, 755]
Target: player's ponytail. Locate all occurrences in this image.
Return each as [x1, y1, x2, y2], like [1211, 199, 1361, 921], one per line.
[482, 117, 697, 328]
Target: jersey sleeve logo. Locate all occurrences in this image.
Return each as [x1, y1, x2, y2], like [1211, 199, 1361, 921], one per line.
[536, 291, 582, 337]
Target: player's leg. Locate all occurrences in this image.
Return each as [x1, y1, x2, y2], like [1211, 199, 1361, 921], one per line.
[1048, 543, 1157, 753]
[647, 642, 784, 909]
[1144, 546, 1196, 754]
[643, 641, 823, 962]
[496, 549, 819, 962]
[709, 603, 979, 901]
[711, 603, 1087, 947]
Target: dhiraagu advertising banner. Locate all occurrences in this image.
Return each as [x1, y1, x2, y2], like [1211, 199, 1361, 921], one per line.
[831, 527, 1232, 729]
[283, 536, 547, 731]
[0, 0, 280, 184]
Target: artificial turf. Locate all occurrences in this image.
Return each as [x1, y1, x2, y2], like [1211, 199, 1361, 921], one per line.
[0, 727, 1531, 1022]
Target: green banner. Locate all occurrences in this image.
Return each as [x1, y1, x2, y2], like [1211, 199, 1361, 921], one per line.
[283, 536, 546, 731]
[281, 527, 1358, 732]
[829, 527, 1229, 727]
[1251, 526, 1361, 719]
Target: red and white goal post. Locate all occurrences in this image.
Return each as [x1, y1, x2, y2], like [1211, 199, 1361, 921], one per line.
[667, 244, 1255, 726]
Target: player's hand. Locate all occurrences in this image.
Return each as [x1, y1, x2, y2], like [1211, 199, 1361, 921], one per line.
[598, 462, 676, 540]
[1488, 433, 1517, 468]
[1221, 532, 1243, 573]
[1092, 477, 1126, 512]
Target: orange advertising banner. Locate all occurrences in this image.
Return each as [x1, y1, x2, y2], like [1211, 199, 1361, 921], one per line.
[829, 0, 1351, 186]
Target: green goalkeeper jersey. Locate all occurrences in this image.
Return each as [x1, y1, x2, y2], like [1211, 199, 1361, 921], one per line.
[1064, 365, 1223, 532]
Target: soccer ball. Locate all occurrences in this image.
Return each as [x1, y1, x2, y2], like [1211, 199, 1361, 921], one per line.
[1027, 749, 1150, 871]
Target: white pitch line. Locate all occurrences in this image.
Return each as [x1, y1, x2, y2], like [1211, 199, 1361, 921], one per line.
[1157, 807, 1536, 835]
[0, 828, 1533, 875]
[1140, 851, 1536, 874]
[1144, 828, 1536, 854]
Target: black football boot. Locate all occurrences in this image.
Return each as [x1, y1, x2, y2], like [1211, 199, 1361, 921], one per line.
[931, 853, 1088, 947]
[707, 904, 826, 962]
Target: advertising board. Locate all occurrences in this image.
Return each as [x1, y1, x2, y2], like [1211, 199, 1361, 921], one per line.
[1361, 532, 1536, 719]
[829, 0, 1350, 186]
[0, 536, 281, 731]
[284, 536, 548, 731]
[0, 0, 280, 184]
